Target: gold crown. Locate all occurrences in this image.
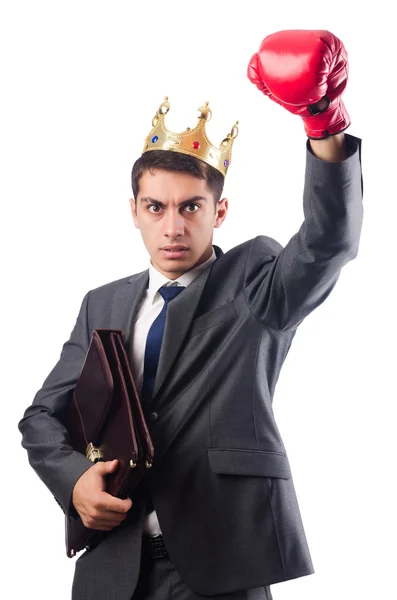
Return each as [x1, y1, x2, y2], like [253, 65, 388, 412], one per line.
[142, 97, 239, 177]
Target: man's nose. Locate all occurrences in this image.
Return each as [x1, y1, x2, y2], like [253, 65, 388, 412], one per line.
[164, 209, 185, 237]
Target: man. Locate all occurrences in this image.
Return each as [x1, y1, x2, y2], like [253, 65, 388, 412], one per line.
[18, 30, 363, 600]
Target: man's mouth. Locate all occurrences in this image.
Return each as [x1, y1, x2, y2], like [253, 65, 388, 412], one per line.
[162, 245, 188, 250]
[161, 246, 189, 258]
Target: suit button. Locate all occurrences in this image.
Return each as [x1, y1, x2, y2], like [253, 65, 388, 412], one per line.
[150, 412, 159, 421]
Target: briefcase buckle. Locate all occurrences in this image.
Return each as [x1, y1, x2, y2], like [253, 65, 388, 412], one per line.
[85, 442, 105, 463]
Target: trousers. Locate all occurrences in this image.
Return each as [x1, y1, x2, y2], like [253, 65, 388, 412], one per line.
[132, 551, 273, 600]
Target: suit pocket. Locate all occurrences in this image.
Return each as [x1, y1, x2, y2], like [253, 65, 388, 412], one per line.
[207, 448, 291, 479]
[189, 301, 237, 337]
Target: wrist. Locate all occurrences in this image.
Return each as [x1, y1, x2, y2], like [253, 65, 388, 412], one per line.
[309, 133, 347, 162]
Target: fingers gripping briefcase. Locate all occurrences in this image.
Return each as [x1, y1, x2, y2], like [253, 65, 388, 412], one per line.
[65, 329, 154, 557]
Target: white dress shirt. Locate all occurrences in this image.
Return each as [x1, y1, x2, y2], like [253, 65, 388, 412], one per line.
[130, 248, 217, 536]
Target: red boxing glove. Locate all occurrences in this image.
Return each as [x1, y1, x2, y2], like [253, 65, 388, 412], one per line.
[247, 30, 350, 139]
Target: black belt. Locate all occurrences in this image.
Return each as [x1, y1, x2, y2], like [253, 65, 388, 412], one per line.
[142, 534, 169, 559]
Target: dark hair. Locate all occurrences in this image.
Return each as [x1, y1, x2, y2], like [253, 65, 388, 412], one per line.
[131, 150, 224, 208]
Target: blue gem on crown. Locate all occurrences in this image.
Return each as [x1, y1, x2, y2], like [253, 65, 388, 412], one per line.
[152, 136, 159, 143]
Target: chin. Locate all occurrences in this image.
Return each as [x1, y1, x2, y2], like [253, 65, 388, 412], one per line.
[164, 262, 192, 272]
[159, 257, 195, 276]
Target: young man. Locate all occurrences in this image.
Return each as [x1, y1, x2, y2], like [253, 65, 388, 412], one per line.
[18, 30, 363, 600]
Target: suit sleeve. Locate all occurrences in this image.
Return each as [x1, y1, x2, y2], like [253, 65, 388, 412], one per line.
[18, 291, 94, 517]
[244, 133, 364, 331]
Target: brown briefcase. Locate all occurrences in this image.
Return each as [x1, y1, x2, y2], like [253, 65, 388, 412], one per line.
[65, 328, 154, 557]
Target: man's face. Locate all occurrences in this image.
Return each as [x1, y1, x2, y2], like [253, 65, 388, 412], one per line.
[130, 168, 228, 279]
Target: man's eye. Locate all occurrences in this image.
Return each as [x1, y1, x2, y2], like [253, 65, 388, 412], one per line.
[148, 205, 162, 213]
[184, 203, 200, 212]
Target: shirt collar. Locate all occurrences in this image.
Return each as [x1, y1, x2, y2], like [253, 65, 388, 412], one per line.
[147, 248, 217, 304]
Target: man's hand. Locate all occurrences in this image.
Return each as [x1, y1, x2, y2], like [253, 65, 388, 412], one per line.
[72, 459, 133, 531]
[247, 30, 350, 139]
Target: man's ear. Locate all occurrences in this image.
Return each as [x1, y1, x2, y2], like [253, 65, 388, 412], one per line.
[214, 197, 228, 228]
[129, 197, 140, 229]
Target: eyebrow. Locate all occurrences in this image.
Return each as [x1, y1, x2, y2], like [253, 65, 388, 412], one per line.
[140, 195, 208, 207]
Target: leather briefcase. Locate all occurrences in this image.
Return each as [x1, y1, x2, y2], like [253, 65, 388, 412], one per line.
[65, 328, 154, 557]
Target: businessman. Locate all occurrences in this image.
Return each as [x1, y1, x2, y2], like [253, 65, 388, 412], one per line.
[19, 30, 363, 600]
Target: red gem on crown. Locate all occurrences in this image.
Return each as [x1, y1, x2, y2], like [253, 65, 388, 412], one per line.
[192, 141, 200, 150]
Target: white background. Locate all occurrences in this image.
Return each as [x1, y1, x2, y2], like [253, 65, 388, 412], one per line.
[2, 1, 396, 599]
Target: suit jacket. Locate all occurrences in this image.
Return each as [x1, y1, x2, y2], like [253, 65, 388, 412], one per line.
[18, 134, 363, 600]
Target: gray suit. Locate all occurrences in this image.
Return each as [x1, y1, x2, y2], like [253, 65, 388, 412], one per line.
[19, 135, 363, 600]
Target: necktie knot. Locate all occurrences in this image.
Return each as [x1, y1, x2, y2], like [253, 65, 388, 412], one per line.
[159, 285, 185, 303]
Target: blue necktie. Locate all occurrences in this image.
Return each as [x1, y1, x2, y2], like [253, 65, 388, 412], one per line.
[141, 285, 185, 401]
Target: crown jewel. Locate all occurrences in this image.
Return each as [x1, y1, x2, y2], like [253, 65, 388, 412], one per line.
[142, 97, 239, 177]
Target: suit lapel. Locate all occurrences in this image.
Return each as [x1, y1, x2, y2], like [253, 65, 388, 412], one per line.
[110, 270, 149, 352]
[152, 245, 223, 399]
